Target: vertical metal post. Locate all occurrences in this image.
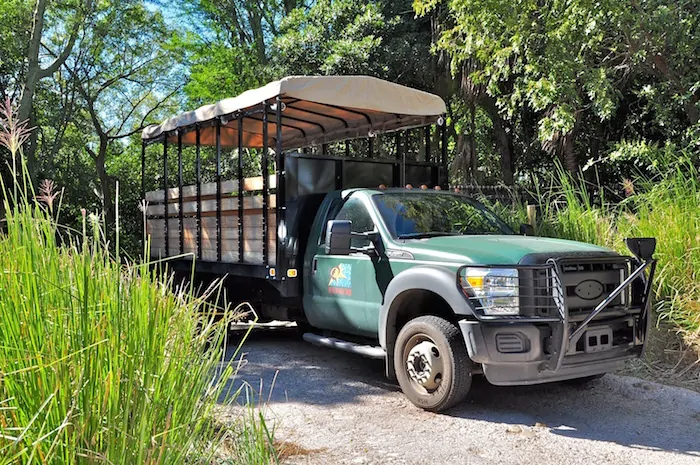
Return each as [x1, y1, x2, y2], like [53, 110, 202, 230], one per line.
[396, 131, 404, 187]
[216, 119, 222, 262]
[140, 142, 146, 203]
[140, 142, 146, 248]
[195, 125, 202, 259]
[262, 102, 270, 266]
[345, 140, 350, 158]
[322, 143, 328, 155]
[335, 159, 343, 189]
[177, 131, 184, 254]
[368, 137, 374, 159]
[425, 126, 431, 162]
[275, 96, 285, 275]
[440, 118, 448, 188]
[163, 137, 169, 257]
[237, 115, 244, 262]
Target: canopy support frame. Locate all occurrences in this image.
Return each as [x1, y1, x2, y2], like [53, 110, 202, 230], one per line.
[177, 132, 184, 255]
[275, 95, 287, 276]
[262, 101, 270, 266]
[237, 114, 245, 263]
[196, 125, 202, 259]
[163, 137, 169, 257]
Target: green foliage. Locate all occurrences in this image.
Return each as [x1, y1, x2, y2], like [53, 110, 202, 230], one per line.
[272, 0, 386, 76]
[415, 0, 700, 174]
[0, 196, 226, 462]
[487, 163, 700, 342]
[184, 39, 266, 105]
[416, 0, 623, 138]
[272, 0, 436, 89]
[0, 0, 30, 95]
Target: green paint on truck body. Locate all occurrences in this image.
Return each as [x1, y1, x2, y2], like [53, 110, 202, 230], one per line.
[303, 189, 617, 338]
[402, 235, 610, 265]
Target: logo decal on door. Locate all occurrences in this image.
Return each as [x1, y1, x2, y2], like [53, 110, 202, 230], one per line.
[328, 263, 352, 296]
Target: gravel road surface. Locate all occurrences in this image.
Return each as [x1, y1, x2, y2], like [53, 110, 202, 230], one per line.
[220, 330, 700, 465]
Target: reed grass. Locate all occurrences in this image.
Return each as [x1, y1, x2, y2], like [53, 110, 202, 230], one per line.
[0, 99, 277, 464]
[486, 164, 700, 345]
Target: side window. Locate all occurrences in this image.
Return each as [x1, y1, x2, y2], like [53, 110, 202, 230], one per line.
[333, 197, 376, 248]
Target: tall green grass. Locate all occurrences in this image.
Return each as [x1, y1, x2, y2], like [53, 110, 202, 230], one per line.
[0, 101, 277, 463]
[487, 165, 700, 344]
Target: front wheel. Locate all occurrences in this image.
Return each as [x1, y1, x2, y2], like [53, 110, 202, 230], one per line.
[394, 316, 474, 412]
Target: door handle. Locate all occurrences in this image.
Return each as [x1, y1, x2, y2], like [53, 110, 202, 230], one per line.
[312, 258, 318, 274]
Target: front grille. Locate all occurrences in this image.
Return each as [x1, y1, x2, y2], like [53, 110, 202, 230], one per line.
[558, 259, 628, 313]
[514, 257, 631, 318]
[460, 256, 634, 320]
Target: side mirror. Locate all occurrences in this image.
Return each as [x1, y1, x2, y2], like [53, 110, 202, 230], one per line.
[325, 220, 352, 255]
[520, 223, 535, 236]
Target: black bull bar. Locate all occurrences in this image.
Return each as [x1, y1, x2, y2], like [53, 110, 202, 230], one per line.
[458, 238, 657, 374]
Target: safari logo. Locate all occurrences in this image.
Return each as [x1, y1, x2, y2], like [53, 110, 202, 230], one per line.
[328, 263, 352, 296]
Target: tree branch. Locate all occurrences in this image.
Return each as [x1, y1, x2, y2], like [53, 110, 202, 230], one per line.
[109, 85, 182, 140]
[38, 0, 92, 79]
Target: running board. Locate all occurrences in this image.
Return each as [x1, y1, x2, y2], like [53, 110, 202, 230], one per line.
[302, 333, 386, 360]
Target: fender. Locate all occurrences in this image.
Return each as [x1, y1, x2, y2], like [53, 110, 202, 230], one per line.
[379, 265, 473, 350]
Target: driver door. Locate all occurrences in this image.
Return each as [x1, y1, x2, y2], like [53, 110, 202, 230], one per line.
[305, 196, 381, 337]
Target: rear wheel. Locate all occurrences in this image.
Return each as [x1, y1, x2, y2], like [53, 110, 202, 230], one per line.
[394, 316, 473, 412]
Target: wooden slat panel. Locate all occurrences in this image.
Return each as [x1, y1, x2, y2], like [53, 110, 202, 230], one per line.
[151, 246, 276, 265]
[147, 214, 276, 239]
[148, 212, 277, 265]
[145, 175, 277, 203]
[146, 194, 277, 216]
[179, 236, 276, 251]
[200, 250, 272, 264]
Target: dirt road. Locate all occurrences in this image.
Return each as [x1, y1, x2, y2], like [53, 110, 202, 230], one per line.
[221, 330, 700, 465]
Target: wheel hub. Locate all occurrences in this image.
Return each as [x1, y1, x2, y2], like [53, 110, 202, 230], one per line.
[406, 341, 443, 391]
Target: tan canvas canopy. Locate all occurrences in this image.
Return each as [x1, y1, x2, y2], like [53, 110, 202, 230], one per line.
[141, 75, 446, 149]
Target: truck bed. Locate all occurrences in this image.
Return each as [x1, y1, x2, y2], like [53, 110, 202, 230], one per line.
[145, 175, 277, 264]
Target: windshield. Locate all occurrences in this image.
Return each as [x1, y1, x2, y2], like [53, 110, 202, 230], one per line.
[371, 192, 514, 239]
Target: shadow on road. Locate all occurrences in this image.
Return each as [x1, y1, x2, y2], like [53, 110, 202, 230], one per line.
[222, 328, 700, 457]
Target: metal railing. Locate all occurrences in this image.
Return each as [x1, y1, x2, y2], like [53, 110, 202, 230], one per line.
[457, 251, 656, 373]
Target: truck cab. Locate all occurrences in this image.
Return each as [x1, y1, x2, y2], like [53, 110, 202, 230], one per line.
[301, 188, 654, 410]
[141, 76, 656, 412]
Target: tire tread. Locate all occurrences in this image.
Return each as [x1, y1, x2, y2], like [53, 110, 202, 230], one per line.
[394, 315, 473, 411]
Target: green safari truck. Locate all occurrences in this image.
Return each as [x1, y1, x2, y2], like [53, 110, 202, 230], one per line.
[142, 76, 657, 411]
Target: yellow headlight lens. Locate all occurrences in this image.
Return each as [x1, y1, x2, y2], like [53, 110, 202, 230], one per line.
[466, 276, 484, 289]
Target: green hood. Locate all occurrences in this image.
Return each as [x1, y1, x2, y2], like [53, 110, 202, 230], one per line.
[401, 235, 614, 265]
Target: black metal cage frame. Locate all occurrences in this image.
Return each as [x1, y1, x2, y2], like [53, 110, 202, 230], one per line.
[141, 96, 448, 284]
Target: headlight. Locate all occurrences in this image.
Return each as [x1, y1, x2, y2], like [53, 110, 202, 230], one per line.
[460, 268, 519, 316]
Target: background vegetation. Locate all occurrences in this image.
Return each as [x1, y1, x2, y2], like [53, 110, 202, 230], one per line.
[0, 2, 698, 345]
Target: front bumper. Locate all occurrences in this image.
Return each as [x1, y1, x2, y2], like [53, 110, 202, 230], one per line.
[460, 320, 641, 385]
[457, 250, 656, 385]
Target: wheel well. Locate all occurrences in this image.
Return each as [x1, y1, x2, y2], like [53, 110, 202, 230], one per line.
[385, 289, 457, 379]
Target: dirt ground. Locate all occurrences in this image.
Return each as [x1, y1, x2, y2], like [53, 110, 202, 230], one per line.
[218, 329, 700, 465]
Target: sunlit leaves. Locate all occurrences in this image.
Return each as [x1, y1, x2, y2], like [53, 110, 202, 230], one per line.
[415, 0, 700, 149]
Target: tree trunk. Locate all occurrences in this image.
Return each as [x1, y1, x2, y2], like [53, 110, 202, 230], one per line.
[96, 138, 114, 229]
[480, 96, 514, 185]
[17, 0, 47, 183]
[467, 104, 478, 183]
[88, 137, 114, 232]
[18, 0, 84, 184]
[561, 131, 578, 173]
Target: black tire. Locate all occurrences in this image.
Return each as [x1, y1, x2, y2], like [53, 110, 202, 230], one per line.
[394, 315, 473, 412]
[563, 373, 606, 386]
